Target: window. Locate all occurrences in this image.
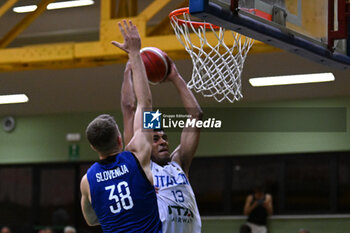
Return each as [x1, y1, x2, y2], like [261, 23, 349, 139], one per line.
[190, 158, 229, 215]
[285, 155, 330, 213]
[0, 152, 348, 232]
[338, 155, 350, 212]
[39, 167, 76, 225]
[189, 153, 345, 215]
[231, 157, 280, 214]
[0, 167, 32, 230]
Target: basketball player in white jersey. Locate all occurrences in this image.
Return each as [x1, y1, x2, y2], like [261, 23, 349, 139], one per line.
[121, 59, 203, 233]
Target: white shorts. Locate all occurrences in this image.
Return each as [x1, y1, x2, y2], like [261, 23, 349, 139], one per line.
[246, 222, 267, 233]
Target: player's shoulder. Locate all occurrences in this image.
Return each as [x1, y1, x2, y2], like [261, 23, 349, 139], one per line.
[151, 161, 183, 173]
[80, 174, 89, 192]
[119, 150, 133, 156]
[120, 151, 145, 171]
[150, 160, 160, 169]
[81, 173, 87, 182]
[169, 160, 181, 168]
[86, 162, 98, 174]
[167, 161, 184, 173]
[116, 150, 137, 162]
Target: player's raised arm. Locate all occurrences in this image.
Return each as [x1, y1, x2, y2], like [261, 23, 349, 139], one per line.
[121, 62, 136, 147]
[167, 59, 203, 176]
[264, 194, 274, 215]
[243, 194, 257, 216]
[112, 20, 152, 170]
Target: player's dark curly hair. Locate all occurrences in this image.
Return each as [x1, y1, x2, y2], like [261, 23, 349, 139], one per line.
[86, 114, 121, 154]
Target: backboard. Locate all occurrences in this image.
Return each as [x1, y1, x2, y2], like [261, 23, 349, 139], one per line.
[189, 0, 350, 69]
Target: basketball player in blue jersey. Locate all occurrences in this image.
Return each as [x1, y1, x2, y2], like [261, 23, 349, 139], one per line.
[122, 58, 203, 232]
[80, 20, 162, 233]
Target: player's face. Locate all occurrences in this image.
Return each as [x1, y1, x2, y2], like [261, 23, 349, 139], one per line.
[151, 131, 170, 165]
[1, 227, 11, 233]
[254, 190, 264, 200]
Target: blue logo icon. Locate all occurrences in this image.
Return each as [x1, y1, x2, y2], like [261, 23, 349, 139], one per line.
[143, 110, 162, 129]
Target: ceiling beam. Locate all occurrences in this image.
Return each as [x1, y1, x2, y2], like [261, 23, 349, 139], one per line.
[116, 0, 138, 18]
[0, 0, 278, 72]
[101, 0, 116, 20]
[0, 0, 18, 18]
[147, 0, 188, 36]
[0, 0, 56, 49]
[139, 0, 172, 21]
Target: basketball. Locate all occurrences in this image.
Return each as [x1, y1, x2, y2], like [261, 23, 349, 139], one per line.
[140, 47, 171, 84]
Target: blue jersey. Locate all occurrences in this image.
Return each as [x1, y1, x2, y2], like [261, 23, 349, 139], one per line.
[87, 151, 162, 233]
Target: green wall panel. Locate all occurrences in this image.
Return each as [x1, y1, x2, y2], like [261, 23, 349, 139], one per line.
[0, 97, 350, 164]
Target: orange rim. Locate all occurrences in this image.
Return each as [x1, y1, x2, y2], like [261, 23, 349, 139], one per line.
[169, 7, 220, 29]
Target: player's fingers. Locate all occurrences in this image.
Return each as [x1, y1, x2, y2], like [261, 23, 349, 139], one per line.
[129, 22, 136, 34]
[166, 57, 176, 72]
[123, 20, 130, 33]
[131, 24, 138, 34]
[111, 41, 127, 52]
[167, 56, 174, 64]
[118, 22, 127, 39]
[128, 20, 134, 28]
[111, 41, 121, 47]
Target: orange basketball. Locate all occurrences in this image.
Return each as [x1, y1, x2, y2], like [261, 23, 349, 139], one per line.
[140, 47, 171, 84]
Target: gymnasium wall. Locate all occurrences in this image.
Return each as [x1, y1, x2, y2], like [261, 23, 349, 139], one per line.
[1, 97, 350, 164]
[1, 96, 350, 232]
[196, 97, 350, 157]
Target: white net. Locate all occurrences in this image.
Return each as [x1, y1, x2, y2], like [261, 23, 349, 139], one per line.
[170, 8, 254, 103]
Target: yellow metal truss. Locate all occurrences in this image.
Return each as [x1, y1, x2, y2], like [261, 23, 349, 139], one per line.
[0, 0, 278, 72]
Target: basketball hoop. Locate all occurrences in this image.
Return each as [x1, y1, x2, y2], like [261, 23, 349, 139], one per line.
[169, 7, 254, 103]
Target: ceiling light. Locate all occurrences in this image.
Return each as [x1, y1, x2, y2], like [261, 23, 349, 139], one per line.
[13, 5, 37, 13]
[47, 0, 94, 10]
[13, 0, 94, 13]
[249, 73, 335, 87]
[0, 94, 29, 104]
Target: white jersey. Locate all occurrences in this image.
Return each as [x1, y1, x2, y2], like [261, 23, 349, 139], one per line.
[151, 161, 201, 233]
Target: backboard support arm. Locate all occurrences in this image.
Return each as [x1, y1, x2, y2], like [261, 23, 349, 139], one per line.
[328, 0, 350, 52]
[231, 0, 239, 12]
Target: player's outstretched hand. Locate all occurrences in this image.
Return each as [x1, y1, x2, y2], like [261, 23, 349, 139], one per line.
[165, 57, 182, 83]
[112, 20, 141, 54]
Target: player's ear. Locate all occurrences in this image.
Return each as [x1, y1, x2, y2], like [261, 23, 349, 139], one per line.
[90, 144, 97, 152]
